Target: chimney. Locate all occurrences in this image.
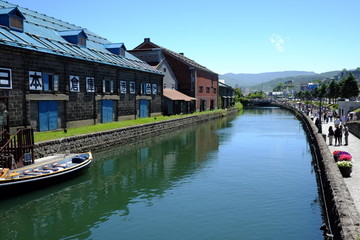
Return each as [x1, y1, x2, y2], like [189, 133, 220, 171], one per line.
[179, 52, 184, 55]
[144, 38, 150, 43]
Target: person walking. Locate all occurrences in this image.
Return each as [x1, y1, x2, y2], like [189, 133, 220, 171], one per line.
[328, 126, 334, 146]
[344, 125, 349, 146]
[334, 126, 341, 146]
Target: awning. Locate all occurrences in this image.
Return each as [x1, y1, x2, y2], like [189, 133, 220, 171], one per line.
[163, 89, 197, 101]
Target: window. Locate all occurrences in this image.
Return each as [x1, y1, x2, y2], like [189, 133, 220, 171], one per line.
[29, 71, 43, 91]
[86, 77, 95, 92]
[58, 29, 88, 47]
[0, 68, 12, 89]
[130, 81, 135, 94]
[43, 73, 59, 91]
[152, 84, 157, 94]
[146, 83, 151, 94]
[199, 86, 203, 93]
[0, 8, 25, 32]
[78, 36, 86, 47]
[10, 15, 23, 31]
[141, 83, 152, 94]
[120, 81, 127, 94]
[206, 87, 210, 93]
[69, 75, 80, 92]
[213, 88, 217, 93]
[103, 80, 114, 93]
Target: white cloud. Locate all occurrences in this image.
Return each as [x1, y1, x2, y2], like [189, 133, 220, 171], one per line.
[270, 34, 286, 52]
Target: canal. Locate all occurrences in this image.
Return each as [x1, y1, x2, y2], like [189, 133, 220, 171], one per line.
[0, 107, 324, 240]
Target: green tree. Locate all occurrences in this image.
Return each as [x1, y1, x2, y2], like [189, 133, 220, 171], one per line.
[304, 91, 311, 100]
[295, 91, 304, 100]
[273, 83, 284, 92]
[340, 74, 360, 99]
[248, 91, 266, 99]
[234, 88, 243, 103]
[312, 87, 320, 99]
[319, 83, 327, 98]
[327, 80, 340, 103]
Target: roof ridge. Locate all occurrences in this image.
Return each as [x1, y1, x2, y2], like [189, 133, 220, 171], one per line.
[144, 41, 215, 73]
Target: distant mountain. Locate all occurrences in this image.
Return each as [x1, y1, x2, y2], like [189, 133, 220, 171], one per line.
[249, 71, 340, 92]
[220, 71, 317, 87]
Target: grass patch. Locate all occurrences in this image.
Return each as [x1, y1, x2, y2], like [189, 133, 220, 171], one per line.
[34, 109, 227, 143]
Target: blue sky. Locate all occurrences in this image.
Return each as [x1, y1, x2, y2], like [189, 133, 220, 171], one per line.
[8, 0, 360, 74]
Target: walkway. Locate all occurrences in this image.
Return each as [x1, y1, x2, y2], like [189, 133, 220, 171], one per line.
[321, 119, 360, 213]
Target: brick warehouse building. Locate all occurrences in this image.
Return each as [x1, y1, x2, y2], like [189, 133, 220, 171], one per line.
[130, 38, 218, 113]
[0, 1, 163, 132]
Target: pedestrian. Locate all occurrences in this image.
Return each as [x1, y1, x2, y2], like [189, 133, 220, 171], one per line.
[339, 125, 343, 145]
[328, 126, 334, 146]
[334, 117, 340, 128]
[341, 115, 347, 126]
[315, 118, 321, 132]
[329, 111, 333, 122]
[334, 126, 341, 146]
[344, 125, 349, 146]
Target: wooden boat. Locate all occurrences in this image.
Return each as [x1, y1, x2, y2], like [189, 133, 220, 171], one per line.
[0, 152, 92, 196]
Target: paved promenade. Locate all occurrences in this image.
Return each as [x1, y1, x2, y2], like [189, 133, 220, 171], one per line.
[320, 120, 360, 213]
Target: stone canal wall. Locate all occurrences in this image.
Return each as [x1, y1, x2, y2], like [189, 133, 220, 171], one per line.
[347, 121, 360, 140]
[281, 105, 360, 240]
[34, 109, 238, 158]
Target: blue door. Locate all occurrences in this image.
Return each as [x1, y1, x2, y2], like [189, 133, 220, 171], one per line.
[139, 100, 149, 118]
[39, 100, 58, 132]
[102, 100, 113, 123]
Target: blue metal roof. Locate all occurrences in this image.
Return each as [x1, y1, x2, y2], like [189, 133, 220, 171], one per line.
[0, 1, 162, 75]
[0, 7, 13, 14]
[58, 29, 87, 37]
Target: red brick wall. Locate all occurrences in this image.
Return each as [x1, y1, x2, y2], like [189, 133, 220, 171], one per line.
[196, 70, 218, 111]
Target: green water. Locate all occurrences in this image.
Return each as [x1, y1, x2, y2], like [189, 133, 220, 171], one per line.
[0, 107, 323, 240]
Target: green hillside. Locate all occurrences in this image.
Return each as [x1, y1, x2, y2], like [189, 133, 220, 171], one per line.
[249, 71, 340, 91]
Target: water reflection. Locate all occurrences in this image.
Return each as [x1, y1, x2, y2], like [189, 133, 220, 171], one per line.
[0, 115, 236, 240]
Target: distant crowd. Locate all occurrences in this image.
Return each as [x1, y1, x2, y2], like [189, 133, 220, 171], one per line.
[284, 101, 356, 147]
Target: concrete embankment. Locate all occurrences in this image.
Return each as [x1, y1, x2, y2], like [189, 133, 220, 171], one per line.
[34, 109, 238, 158]
[281, 104, 360, 240]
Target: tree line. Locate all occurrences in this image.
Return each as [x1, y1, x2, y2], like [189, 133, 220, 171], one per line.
[295, 74, 359, 103]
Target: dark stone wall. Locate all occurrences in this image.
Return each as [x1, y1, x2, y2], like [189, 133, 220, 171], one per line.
[347, 121, 360, 139]
[0, 45, 163, 130]
[34, 109, 238, 158]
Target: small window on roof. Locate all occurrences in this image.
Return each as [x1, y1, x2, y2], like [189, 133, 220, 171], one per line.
[104, 43, 126, 57]
[0, 7, 25, 32]
[58, 29, 88, 47]
[10, 15, 23, 31]
[78, 36, 86, 47]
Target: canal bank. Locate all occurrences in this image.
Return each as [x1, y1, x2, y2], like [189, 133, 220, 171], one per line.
[2, 107, 324, 240]
[34, 109, 239, 158]
[281, 104, 360, 240]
